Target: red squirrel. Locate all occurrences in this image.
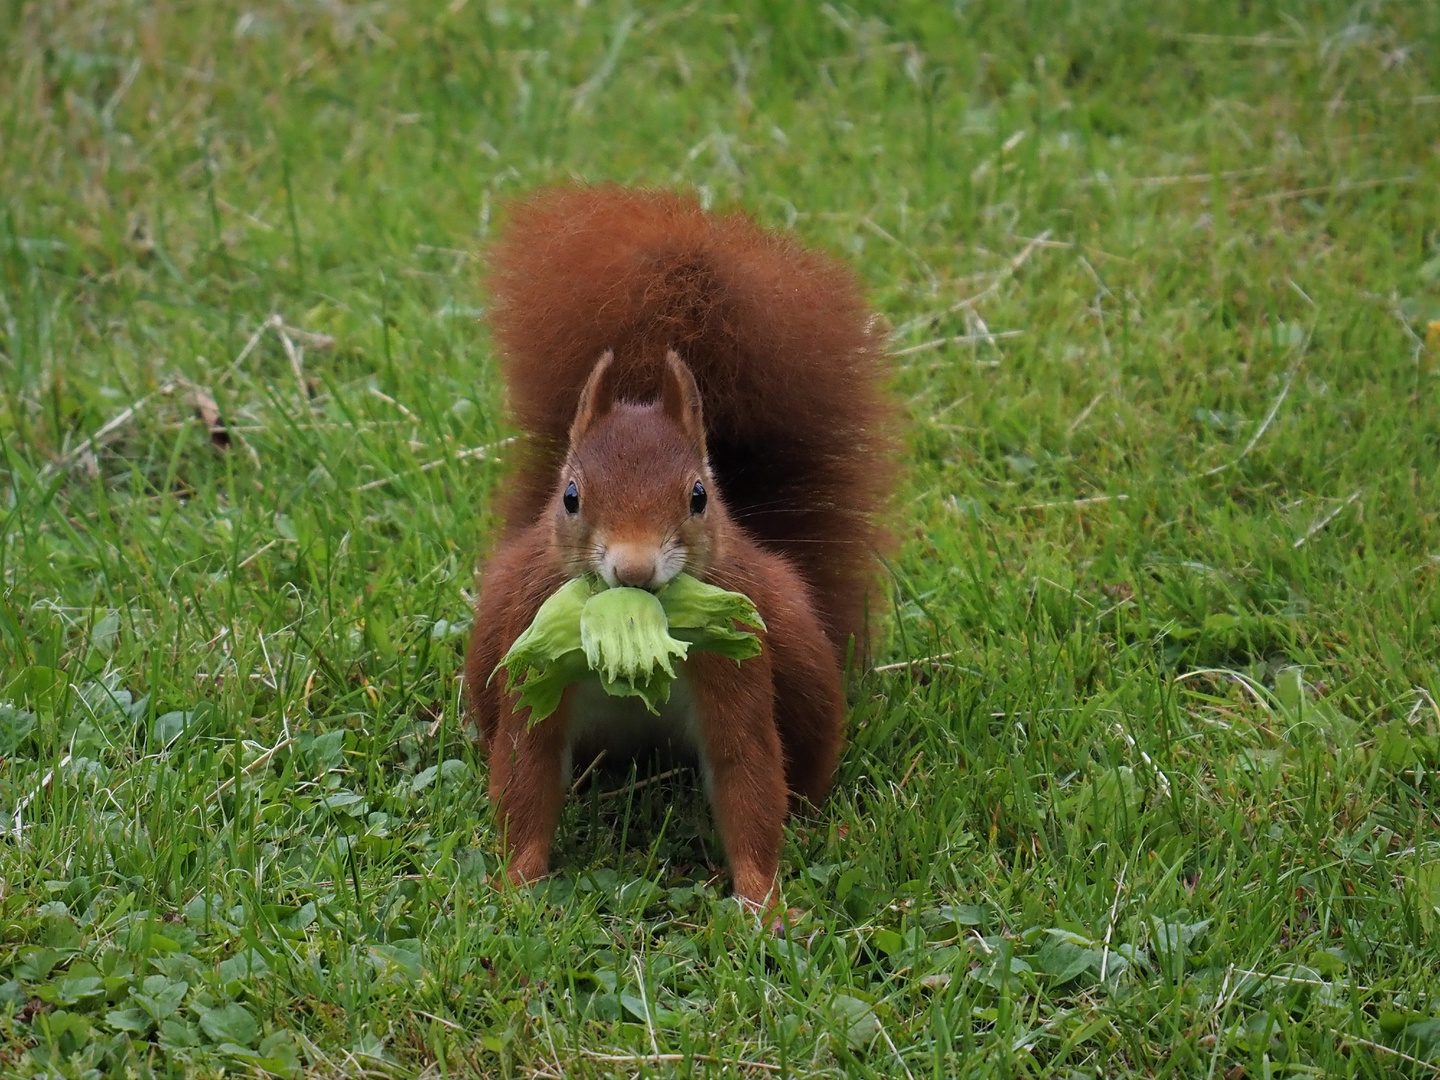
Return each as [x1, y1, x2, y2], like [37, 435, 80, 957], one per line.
[465, 184, 895, 909]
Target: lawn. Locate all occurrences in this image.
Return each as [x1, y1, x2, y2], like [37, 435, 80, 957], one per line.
[2, 0, 1439, 1076]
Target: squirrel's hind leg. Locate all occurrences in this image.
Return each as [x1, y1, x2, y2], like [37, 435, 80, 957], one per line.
[749, 561, 848, 809]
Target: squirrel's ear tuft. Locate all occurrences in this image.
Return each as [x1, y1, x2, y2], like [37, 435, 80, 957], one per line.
[661, 349, 707, 455]
[569, 350, 619, 444]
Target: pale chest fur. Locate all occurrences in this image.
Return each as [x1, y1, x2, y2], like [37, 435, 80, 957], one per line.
[561, 669, 710, 793]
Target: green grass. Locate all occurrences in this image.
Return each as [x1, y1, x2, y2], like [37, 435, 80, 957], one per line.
[2, 0, 1439, 1075]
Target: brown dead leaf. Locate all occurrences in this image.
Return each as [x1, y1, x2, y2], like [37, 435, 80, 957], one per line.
[188, 387, 230, 449]
[126, 212, 154, 256]
[17, 998, 48, 1023]
[1102, 582, 1135, 602]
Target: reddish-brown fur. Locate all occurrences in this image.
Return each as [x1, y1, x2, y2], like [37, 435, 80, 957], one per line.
[465, 184, 894, 909]
[485, 183, 896, 654]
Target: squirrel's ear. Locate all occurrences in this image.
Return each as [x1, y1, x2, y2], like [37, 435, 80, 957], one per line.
[661, 350, 707, 455]
[569, 350, 619, 444]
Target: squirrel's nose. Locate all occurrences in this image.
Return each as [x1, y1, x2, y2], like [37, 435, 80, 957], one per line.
[611, 554, 657, 589]
[601, 544, 659, 587]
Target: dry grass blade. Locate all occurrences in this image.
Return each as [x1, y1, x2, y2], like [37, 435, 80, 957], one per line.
[893, 230, 1053, 339]
[1237, 175, 1415, 205]
[220, 314, 335, 387]
[1205, 329, 1311, 476]
[872, 652, 954, 673]
[38, 380, 179, 483]
[891, 330, 1024, 357]
[1329, 1031, 1440, 1075]
[1164, 32, 1303, 47]
[277, 323, 308, 394]
[599, 766, 686, 800]
[1293, 489, 1362, 548]
[1017, 494, 1129, 512]
[352, 437, 517, 491]
[577, 1050, 782, 1073]
[207, 737, 296, 805]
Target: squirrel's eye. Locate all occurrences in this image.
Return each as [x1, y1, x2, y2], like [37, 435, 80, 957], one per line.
[563, 480, 580, 515]
[690, 480, 707, 515]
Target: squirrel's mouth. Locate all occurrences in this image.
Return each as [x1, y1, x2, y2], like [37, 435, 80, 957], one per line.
[597, 570, 668, 594]
[597, 546, 686, 592]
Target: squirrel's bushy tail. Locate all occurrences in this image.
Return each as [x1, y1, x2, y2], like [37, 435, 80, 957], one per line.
[485, 183, 895, 657]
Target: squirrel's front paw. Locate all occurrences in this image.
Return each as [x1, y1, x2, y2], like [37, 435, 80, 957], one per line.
[734, 894, 807, 937]
[732, 871, 783, 919]
[504, 847, 550, 887]
[765, 906, 809, 937]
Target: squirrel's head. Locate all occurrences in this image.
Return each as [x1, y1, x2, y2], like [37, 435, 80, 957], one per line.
[551, 350, 720, 590]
